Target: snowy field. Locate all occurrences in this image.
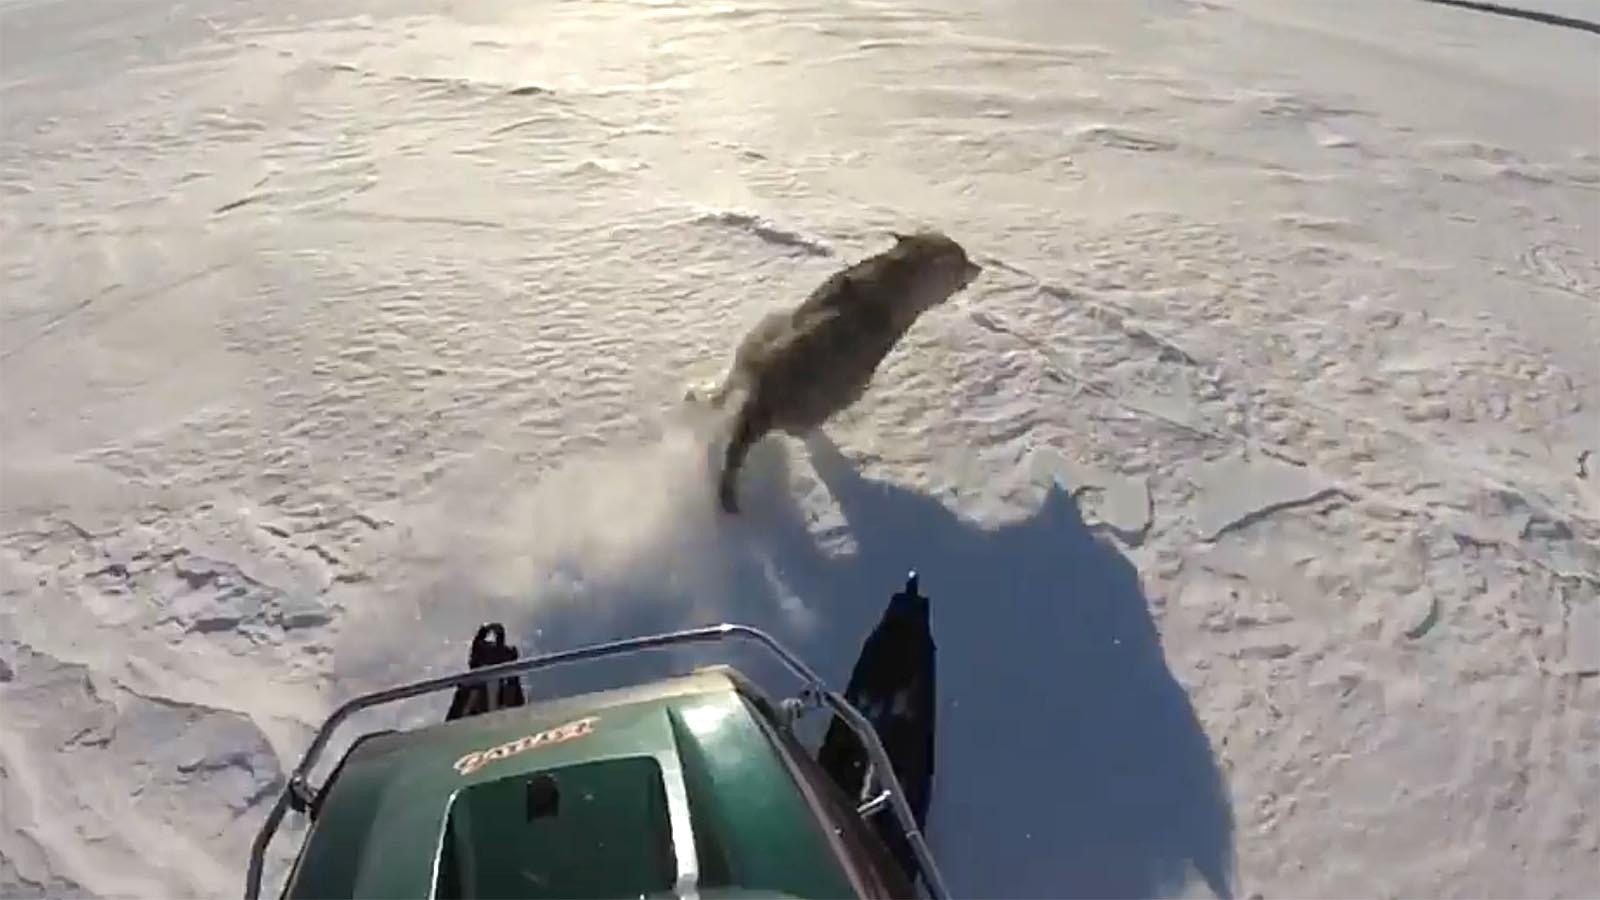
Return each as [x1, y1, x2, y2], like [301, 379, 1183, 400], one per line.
[2, 0, 1597, 896]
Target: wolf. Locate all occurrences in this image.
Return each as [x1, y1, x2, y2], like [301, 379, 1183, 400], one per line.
[694, 231, 982, 513]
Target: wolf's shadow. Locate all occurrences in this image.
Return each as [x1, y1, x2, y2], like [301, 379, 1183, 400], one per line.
[528, 433, 1235, 899]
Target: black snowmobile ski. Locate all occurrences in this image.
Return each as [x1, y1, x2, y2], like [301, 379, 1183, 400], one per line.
[820, 572, 938, 882]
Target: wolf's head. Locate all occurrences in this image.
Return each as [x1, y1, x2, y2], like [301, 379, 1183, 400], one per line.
[887, 230, 982, 313]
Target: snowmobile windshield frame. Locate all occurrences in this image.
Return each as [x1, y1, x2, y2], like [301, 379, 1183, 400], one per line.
[243, 623, 950, 900]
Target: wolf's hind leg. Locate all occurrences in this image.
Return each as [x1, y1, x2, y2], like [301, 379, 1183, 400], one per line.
[717, 401, 769, 514]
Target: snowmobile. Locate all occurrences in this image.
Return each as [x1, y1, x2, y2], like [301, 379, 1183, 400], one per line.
[245, 574, 947, 900]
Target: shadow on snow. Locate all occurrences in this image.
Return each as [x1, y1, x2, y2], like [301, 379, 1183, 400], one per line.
[524, 433, 1234, 899]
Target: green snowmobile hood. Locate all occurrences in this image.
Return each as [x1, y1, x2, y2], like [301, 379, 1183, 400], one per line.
[281, 667, 863, 899]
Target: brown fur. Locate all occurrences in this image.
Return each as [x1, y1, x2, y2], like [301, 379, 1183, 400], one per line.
[703, 231, 981, 513]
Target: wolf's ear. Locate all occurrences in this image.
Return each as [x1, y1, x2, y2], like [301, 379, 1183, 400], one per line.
[888, 230, 912, 243]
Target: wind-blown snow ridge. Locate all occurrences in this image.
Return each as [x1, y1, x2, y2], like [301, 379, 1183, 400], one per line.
[689, 209, 835, 257]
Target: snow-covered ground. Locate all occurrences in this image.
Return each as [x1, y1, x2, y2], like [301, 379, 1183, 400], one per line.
[2, 0, 1597, 896]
